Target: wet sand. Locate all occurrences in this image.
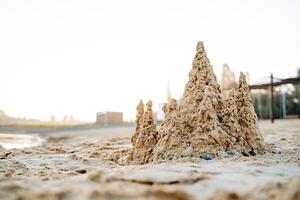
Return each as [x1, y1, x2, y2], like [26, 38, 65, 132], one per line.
[0, 119, 299, 200]
[0, 133, 44, 149]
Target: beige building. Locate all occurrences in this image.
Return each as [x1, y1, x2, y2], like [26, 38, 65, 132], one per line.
[96, 111, 123, 125]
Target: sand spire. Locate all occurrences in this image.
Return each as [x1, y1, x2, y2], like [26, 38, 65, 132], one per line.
[183, 41, 221, 96]
[131, 100, 144, 146]
[236, 72, 264, 152]
[127, 100, 158, 164]
[152, 42, 234, 160]
[221, 89, 250, 152]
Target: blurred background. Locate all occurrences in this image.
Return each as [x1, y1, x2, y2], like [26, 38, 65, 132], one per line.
[0, 0, 299, 126]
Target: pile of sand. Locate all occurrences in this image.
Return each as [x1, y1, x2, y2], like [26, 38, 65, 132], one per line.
[127, 41, 264, 164]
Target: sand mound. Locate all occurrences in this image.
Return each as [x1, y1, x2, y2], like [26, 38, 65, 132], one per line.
[127, 41, 264, 164]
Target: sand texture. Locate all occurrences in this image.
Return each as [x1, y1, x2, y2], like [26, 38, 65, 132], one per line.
[0, 120, 299, 200]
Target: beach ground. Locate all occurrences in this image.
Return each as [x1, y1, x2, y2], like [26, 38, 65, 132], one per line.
[0, 119, 299, 200]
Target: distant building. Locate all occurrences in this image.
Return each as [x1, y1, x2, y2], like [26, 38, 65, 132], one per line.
[96, 111, 123, 126]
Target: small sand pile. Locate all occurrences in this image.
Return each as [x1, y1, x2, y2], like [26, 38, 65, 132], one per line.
[127, 41, 264, 164]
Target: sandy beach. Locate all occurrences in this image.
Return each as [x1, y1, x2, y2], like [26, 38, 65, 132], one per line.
[0, 119, 299, 200]
[1, 0, 300, 199]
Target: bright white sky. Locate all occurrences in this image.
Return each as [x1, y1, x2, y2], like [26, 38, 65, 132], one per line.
[0, 0, 299, 122]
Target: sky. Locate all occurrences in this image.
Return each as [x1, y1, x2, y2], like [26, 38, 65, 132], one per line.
[0, 0, 299, 122]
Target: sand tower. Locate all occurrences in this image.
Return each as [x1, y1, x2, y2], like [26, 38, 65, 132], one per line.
[236, 72, 264, 152]
[127, 101, 158, 164]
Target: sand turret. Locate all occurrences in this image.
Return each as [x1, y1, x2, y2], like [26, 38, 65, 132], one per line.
[236, 72, 264, 152]
[127, 100, 158, 164]
[221, 89, 249, 152]
[131, 100, 144, 146]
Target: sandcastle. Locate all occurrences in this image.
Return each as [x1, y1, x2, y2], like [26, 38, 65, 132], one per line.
[127, 41, 264, 164]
